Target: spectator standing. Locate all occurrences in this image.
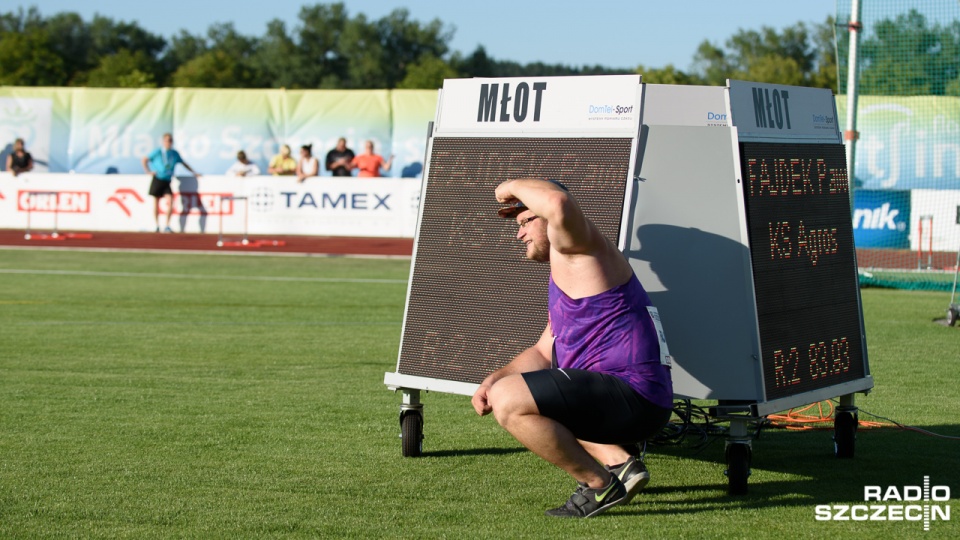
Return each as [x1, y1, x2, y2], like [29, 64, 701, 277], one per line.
[351, 140, 394, 178]
[5, 138, 34, 176]
[296, 144, 320, 183]
[325, 137, 355, 177]
[141, 133, 201, 233]
[226, 150, 261, 176]
[268, 144, 297, 176]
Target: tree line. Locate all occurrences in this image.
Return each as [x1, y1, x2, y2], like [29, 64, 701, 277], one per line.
[0, 4, 956, 95]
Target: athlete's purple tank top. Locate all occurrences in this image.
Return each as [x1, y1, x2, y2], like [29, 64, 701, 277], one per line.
[549, 273, 673, 409]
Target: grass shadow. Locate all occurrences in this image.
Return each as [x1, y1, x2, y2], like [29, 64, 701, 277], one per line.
[420, 447, 527, 458]
[638, 422, 960, 508]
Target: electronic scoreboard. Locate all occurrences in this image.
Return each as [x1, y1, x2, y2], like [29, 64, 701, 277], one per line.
[384, 77, 872, 492]
[740, 142, 865, 400]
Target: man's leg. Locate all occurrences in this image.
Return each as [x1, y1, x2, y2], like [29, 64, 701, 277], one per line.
[153, 196, 161, 231]
[163, 193, 173, 229]
[580, 439, 650, 503]
[578, 441, 631, 467]
[487, 374, 610, 488]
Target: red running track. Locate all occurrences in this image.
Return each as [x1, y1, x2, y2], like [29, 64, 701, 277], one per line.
[0, 228, 413, 257]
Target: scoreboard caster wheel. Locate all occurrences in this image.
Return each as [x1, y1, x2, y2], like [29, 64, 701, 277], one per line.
[833, 410, 857, 458]
[947, 307, 958, 327]
[401, 411, 423, 457]
[724, 443, 751, 495]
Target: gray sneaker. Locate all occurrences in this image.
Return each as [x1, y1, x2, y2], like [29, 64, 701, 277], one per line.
[607, 457, 650, 503]
[545, 475, 627, 518]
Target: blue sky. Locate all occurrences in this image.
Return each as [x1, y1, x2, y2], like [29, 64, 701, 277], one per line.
[17, 0, 839, 70]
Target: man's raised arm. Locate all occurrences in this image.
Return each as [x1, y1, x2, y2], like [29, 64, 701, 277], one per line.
[494, 178, 597, 255]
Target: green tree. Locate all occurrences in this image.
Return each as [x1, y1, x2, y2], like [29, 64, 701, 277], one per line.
[397, 53, 458, 89]
[636, 64, 705, 85]
[373, 8, 452, 88]
[85, 48, 157, 87]
[450, 46, 496, 78]
[43, 12, 95, 84]
[252, 20, 303, 88]
[0, 28, 67, 85]
[454, 46, 627, 79]
[692, 17, 836, 89]
[339, 15, 388, 88]
[160, 30, 208, 84]
[810, 17, 838, 91]
[946, 77, 960, 96]
[170, 49, 256, 88]
[0, 6, 44, 33]
[855, 10, 960, 96]
[295, 2, 351, 88]
[87, 15, 165, 59]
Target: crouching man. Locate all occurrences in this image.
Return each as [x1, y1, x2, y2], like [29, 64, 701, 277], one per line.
[471, 178, 673, 518]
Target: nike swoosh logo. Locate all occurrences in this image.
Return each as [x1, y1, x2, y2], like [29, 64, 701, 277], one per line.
[594, 482, 617, 502]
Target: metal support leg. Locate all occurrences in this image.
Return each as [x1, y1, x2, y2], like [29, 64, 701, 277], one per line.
[399, 389, 424, 457]
[217, 197, 225, 247]
[835, 393, 858, 458]
[725, 418, 753, 495]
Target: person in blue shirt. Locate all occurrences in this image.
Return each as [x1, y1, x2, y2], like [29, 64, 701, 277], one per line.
[141, 133, 201, 233]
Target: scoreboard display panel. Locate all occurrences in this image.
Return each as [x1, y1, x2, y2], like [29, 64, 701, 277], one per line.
[396, 136, 632, 384]
[389, 77, 871, 414]
[739, 141, 866, 401]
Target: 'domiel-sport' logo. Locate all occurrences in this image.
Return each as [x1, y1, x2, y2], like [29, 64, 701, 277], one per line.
[815, 476, 951, 531]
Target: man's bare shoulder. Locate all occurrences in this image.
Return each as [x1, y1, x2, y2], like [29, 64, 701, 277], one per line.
[549, 236, 633, 299]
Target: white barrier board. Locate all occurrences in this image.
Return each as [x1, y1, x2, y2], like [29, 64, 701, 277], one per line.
[0, 174, 421, 238]
[910, 189, 960, 252]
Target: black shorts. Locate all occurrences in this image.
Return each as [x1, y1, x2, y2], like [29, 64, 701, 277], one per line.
[148, 176, 173, 198]
[522, 368, 672, 445]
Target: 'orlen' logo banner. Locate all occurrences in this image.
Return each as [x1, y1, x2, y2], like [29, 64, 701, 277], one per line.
[106, 188, 145, 217]
[17, 190, 90, 213]
[852, 189, 910, 249]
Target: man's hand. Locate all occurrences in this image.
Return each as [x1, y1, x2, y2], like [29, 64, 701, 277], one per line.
[494, 179, 519, 205]
[471, 384, 493, 416]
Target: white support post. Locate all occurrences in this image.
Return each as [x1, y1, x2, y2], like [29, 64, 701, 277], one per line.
[844, 0, 862, 186]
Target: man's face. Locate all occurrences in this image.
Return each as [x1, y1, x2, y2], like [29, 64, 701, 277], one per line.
[336, 139, 347, 151]
[162, 135, 173, 149]
[13, 140, 23, 152]
[515, 209, 550, 263]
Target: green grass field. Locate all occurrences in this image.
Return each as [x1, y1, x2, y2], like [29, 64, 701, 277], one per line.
[1, 249, 958, 539]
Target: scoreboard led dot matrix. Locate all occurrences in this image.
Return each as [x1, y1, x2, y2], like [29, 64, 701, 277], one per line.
[740, 142, 865, 401]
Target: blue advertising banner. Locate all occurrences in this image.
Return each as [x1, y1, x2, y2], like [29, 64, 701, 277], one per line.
[852, 189, 911, 249]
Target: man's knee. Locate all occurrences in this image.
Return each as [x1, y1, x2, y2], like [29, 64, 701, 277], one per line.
[487, 375, 536, 426]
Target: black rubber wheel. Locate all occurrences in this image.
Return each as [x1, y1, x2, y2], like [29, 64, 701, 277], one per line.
[725, 443, 751, 496]
[401, 412, 423, 457]
[947, 308, 958, 327]
[834, 411, 857, 458]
